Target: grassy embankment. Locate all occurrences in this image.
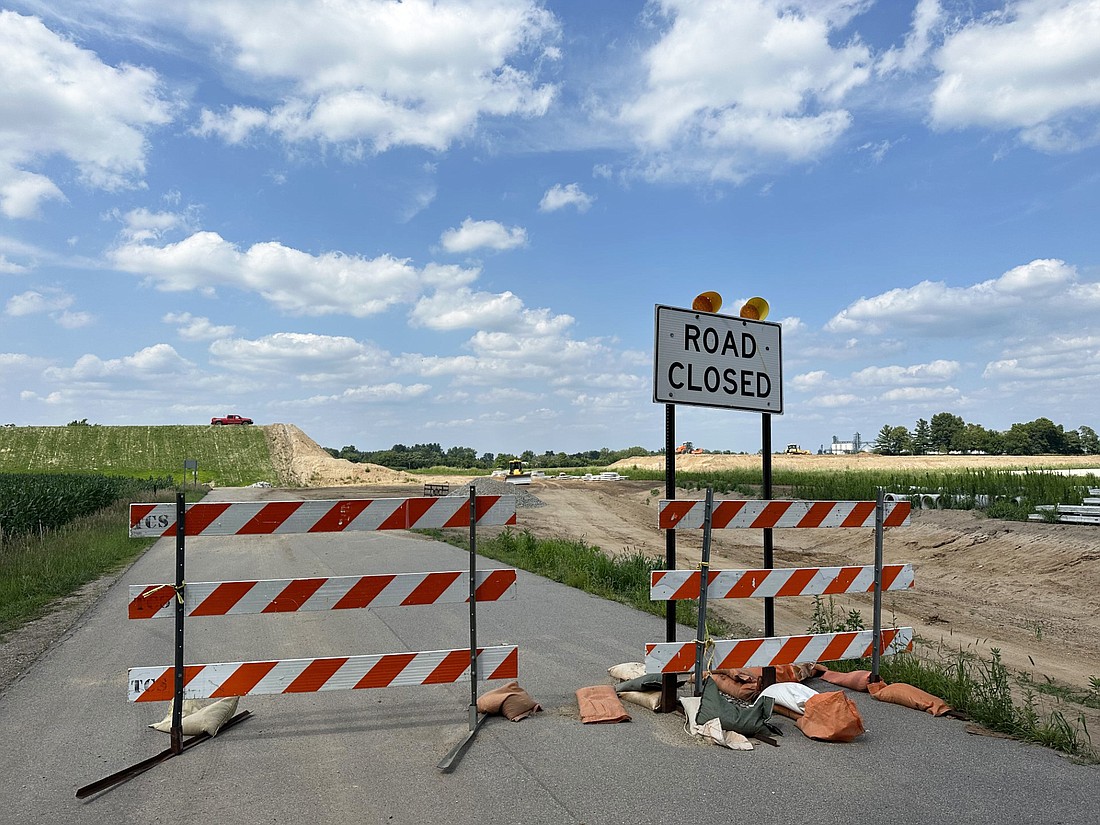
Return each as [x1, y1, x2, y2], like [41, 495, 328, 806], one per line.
[0, 425, 277, 636]
[0, 425, 278, 487]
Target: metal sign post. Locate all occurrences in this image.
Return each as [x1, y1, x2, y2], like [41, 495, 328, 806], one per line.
[654, 301, 783, 708]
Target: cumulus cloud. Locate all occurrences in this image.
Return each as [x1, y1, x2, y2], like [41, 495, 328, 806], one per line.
[209, 332, 392, 383]
[851, 360, 961, 386]
[44, 344, 194, 384]
[0, 11, 172, 218]
[163, 312, 236, 341]
[409, 288, 525, 331]
[826, 259, 1095, 335]
[440, 218, 528, 254]
[538, 183, 594, 213]
[188, 0, 559, 152]
[109, 231, 480, 316]
[930, 0, 1100, 151]
[618, 0, 871, 182]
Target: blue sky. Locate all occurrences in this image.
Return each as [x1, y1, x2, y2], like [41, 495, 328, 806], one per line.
[2, 0, 1099, 456]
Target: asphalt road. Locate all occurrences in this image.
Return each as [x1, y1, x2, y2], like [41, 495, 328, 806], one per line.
[1, 487, 1097, 824]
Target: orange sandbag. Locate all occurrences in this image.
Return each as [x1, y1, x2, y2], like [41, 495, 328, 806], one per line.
[868, 680, 952, 716]
[819, 669, 872, 691]
[795, 691, 865, 742]
[477, 680, 542, 721]
[707, 668, 760, 701]
[576, 685, 631, 724]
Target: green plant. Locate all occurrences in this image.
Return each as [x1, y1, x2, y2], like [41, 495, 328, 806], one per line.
[808, 595, 864, 634]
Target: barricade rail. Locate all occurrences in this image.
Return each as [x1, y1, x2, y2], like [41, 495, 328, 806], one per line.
[647, 495, 914, 684]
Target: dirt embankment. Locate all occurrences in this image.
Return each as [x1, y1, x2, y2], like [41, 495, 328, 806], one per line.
[263, 423, 425, 487]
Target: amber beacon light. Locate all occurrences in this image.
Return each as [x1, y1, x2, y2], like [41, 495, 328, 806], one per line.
[691, 291, 770, 321]
[691, 291, 722, 313]
[739, 296, 769, 320]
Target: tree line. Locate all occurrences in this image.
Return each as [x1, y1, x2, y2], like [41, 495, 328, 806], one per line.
[323, 443, 655, 470]
[874, 414, 1099, 456]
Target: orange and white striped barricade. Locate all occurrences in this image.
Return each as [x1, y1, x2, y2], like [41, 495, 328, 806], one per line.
[646, 493, 914, 681]
[80, 490, 517, 798]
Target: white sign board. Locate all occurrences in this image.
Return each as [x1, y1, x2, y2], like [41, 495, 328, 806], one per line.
[653, 304, 782, 413]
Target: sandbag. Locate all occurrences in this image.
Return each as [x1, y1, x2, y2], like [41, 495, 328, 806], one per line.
[696, 677, 775, 737]
[619, 690, 662, 711]
[680, 695, 754, 750]
[759, 681, 818, 715]
[707, 668, 760, 702]
[608, 662, 646, 682]
[819, 669, 872, 691]
[477, 680, 542, 721]
[795, 691, 864, 742]
[150, 697, 239, 737]
[576, 685, 631, 723]
[613, 673, 663, 693]
[868, 680, 952, 716]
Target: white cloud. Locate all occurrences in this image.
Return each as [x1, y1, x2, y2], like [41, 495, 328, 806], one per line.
[5, 287, 75, 318]
[188, 0, 559, 152]
[878, 0, 943, 74]
[44, 344, 194, 383]
[826, 259, 1093, 335]
[109, 231, 480, 317]
[208, 332, 391, 383]
[878, 385, 961, 403]
[0, 11, 172, 218]
[0, 254, 29, 274]
[302, 383, 433, 405]
[117, 208, 192, 243]
[538, 183, 594, 213]
[163, 312, 236, 341]
[439, 218, 528, 254]
[618, 0, 871, 182]
[409, 288, 525, 331]
[851, 360, 961, 386]
[930, 0, 1100, 151]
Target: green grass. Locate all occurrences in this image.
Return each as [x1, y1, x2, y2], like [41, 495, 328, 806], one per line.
[423, 527, 742, 637]
[0, 425, 277, 487]
[0, 492, 174, 636]
[807, 599, 1096, 761]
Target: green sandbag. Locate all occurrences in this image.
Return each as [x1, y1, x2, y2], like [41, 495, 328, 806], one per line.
[696, 677, 775, 737]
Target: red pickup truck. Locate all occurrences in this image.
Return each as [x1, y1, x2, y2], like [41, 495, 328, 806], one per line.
[210, 414, 253, 425]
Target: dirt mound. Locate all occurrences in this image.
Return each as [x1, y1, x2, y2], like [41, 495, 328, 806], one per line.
[263, 424, 421, 487]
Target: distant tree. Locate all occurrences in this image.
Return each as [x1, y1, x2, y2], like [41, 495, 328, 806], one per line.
[1078, 425, 1100, 454]
[911, 419, 931, 455]
[67, 418, 91, 426]
[929, 412, 965, 452]
[875, 425, 911, 455]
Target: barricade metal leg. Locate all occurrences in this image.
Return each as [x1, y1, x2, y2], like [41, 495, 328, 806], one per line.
[437, 487, 488, 773]
[871, 487, 885, 682]
[693, 489, 713, 696]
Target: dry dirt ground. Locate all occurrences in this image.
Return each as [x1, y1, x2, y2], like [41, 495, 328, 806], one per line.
[4, 427, 1099, 734]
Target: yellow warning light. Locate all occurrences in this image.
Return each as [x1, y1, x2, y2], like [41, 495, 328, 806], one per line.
[739, 296, 769, 320]
[692, 291, 722, 313]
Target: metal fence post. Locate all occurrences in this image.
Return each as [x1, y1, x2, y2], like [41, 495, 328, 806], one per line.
[170, 491, 186, 754]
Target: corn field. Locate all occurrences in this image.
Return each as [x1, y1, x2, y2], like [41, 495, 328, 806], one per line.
[0, 472, 173, 543]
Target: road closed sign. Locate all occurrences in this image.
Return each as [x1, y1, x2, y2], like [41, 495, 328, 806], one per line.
[653, 304, 782, 413]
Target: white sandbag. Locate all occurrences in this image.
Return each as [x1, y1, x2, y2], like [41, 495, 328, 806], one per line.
[608, 662, 646, 682]
[759, 681, 818, 715]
